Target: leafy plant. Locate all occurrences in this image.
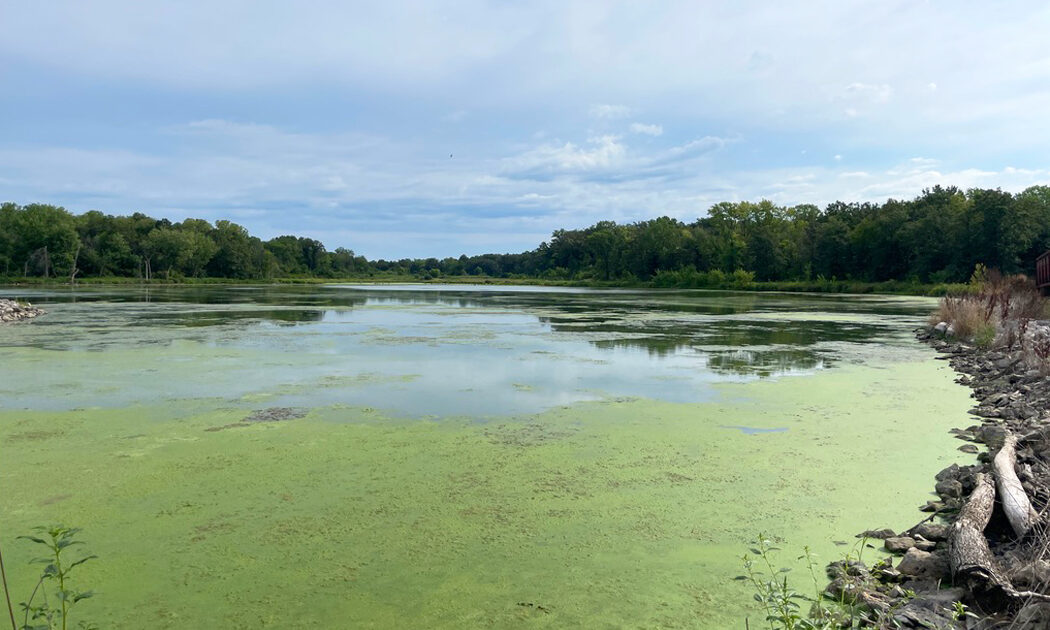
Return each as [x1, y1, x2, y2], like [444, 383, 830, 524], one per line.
[973, 322, 997, 348]
[17, 526, 96, 630]
[738, 535, 838, 630]
[949, 600, 975, 622]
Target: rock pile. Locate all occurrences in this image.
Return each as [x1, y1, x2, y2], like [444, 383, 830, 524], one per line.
[827, 326, 1050, 628]
[0, 298, 44, 323]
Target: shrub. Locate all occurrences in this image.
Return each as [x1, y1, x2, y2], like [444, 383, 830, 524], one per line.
[731, 269, 755, 288]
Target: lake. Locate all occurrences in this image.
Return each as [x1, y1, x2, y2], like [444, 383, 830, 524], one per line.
[0, 284, 971, 628]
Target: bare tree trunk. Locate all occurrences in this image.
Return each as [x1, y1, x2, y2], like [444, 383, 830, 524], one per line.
[69, 243, 81, 284]
[994, 434, 1037, 538]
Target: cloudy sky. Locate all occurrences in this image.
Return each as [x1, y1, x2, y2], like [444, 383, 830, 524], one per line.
[2, 2, 1050, 258]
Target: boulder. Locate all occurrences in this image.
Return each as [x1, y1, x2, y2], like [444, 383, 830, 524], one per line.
[891, 588, 965, 629]
[912, 536, 937, 552]
[934, 478, 963, 499]
[897, 548, 949, 580]
[884, 536, 916, 553]
[934, 463, 960, 481]
[913, 522, 949, 542]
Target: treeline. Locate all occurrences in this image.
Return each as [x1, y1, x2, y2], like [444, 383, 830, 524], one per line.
[3, 185, 1050, 285]
[0, 203, 368, 280]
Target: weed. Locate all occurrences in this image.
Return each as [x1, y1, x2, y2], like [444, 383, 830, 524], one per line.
[739, 535, 840, 630]
[973, 323, 997, 348]
[17, 526, 96, 630]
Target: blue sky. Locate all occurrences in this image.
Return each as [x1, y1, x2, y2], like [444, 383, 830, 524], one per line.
[2, 1, 1050, 259]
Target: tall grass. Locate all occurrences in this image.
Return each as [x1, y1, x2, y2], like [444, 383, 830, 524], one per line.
[931, 266, 1047, 348]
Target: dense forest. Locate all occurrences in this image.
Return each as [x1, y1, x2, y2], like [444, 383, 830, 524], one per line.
[2, 185, 1049, 286]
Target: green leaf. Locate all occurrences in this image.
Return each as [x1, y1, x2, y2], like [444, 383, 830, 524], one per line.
[73, 590, 94, 603]
[56, 539, 84, 550]
[68, 555, 98, 571]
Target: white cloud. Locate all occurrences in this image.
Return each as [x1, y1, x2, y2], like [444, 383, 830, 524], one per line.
[503, 135, 626, 174]
[588, 104, 633, 119]
[629, 122, 663, 136]
[842, 82, 894, 104]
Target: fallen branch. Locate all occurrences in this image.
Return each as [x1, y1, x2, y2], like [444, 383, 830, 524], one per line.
[994, 434, 1039, 538]
[948, 473, 1013, 606]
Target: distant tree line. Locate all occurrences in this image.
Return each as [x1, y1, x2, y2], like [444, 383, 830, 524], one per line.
[2, 185, 1050, 284]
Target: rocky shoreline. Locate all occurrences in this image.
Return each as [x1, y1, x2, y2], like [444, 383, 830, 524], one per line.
[0, 298, 45, 323]
[823, 323, 1050, 628]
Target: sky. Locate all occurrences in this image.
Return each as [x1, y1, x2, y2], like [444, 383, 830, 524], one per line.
[2, 1, 1050, 259]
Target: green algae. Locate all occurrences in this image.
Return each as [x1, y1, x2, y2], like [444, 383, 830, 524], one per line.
[0, 285, 975, 627]
[0, 357, 971, 629]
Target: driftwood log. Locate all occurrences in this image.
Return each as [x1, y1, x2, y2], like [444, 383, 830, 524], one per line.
[948, 472, 1013, 607]
[947, 452, 1050, 612]
[994, 434, 1038, 538]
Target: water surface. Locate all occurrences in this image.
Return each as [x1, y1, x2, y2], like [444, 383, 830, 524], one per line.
[0, 284, 972, 628]
[1, 284, 936, 415]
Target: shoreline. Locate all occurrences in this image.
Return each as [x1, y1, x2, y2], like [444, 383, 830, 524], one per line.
[0, 275, 969, 297]
[820, 324, 1050, 627]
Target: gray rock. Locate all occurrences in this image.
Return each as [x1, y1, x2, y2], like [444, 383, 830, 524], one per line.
[912, 536, 937, 552]
[913, 522, 949, 542]
[996, 354, 1022, 370]
[976, 424, 1008, 447]
[897, 548, 950, 580]
[885, 536, 916, 553]
[934, 478, 963, 499]
[1008, 560, 1050, 590]
[958, 444, 979, 454]
[934, 321, 948, 334]
[1013, 602, 1050, 628]
[0, 299, 44, 323]
[934, 463, 960, 481]
[825, 558, 869, 579]
[857, 528, 895, 540]
[891, 588, 965, 629]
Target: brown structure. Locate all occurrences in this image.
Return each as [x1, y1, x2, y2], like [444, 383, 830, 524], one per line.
[1039, 250, 1050, 294]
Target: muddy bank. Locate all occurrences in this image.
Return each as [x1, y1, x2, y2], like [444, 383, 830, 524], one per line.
[0, 298, 44, 323]
[826, 324, 1050, 628]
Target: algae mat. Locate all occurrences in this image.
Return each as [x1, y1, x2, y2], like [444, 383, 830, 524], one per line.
[1, 359, 970, 628]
